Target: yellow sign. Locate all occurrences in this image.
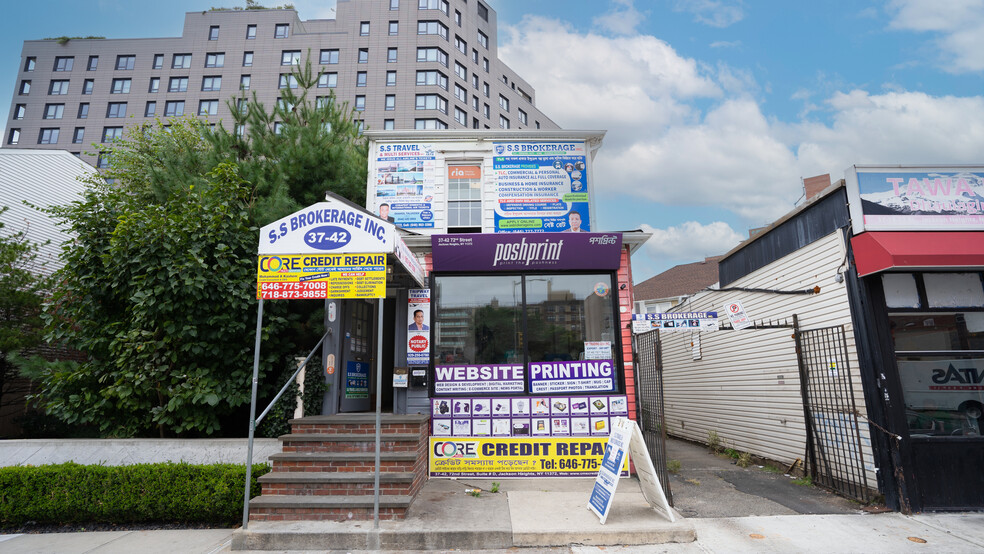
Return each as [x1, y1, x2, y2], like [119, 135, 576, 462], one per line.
[257, 254, 386, 300]
[429, 437, 628, 478]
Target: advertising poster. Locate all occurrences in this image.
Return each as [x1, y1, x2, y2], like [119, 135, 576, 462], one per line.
[257, 254, 386, 300]
[407, 288, 431, 366]
[492, 142, 591, 233]
[631, 312, 719, 333]
[372, 143, 438, 228]
[429, 436, 629, 478]
[433, 364, 526, 394]
[345, 361, 369, 399]
[846, 166, 984, 232]
[529, 360, 616, 394]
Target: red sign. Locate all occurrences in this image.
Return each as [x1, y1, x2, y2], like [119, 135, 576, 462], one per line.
[409, 335, 429, 352]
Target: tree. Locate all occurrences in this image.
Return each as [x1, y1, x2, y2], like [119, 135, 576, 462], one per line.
[0, 207, 52, 430]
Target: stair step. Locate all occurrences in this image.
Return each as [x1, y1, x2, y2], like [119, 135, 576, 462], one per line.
[258, 471, 415, 484]
[279, 433, 422, 443]
[250, 494, 413, 509]
[270, 451, 418, 462]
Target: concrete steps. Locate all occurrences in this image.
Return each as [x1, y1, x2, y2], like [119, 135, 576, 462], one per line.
[248, 413, 429, 522]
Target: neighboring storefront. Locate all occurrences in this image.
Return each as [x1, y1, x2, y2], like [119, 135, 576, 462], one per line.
[358, 130, 649, 478]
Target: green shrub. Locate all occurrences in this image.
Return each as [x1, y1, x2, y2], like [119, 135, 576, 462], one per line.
[0, 462, 269, 527]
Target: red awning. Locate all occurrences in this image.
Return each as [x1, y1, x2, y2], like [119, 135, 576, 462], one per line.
[851, 231, 984, 277]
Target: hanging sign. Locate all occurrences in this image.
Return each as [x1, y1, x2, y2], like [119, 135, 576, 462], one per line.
[631, 312, 719, 333]
[407, 288, 431, 366]
[724, 301, 752, 330]
[256, 253, 386, 299]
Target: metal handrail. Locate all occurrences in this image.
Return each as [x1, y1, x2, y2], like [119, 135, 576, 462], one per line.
[256, 330, 330, 426]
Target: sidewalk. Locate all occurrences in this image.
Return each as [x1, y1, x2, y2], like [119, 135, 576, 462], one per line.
[2, 477, 983, 553]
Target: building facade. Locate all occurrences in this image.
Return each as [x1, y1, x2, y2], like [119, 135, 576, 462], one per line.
[4, 0, 558, 167]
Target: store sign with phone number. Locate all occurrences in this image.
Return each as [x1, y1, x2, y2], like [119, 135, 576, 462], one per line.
[256, 253, 386, 299]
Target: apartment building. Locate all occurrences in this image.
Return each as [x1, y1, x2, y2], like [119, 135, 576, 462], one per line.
[4, 0, 558, 166]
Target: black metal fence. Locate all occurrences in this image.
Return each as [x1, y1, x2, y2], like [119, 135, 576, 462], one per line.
[632, 329, 673, 505]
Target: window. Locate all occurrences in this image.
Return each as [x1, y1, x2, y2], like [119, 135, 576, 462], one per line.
[164, 101, 185, 117]
[483, 57, 489, 72]
[102, 126, 123, 142]
[389, 21, 398, 35]
[499, 94, 509, 111]
[483, 82, 489, 97]
[106, 102, 127, 118]
[43, 104, 64, 119]
[13, 104, 26, 119]
[237, 98, 248, 115]
[518, 108, 527, 125]
[273, 121, 283, 134]
[418, 20, 448, 40]
[358, 48, 369, 63]
[415, 94, 447, 113]
[77, 103, 89, 118]
[274, 24, 289, 38]
[416, 47, 448, 66]
[73, 127, 84, 143]
[198, 100, 219, 116]
[384, 119, 395, 130]
[281, 50, 301, 66]
[454, 84, 467, 102]
[205, 53, 224, 68]
[390, 0, 399, 9]
[455, 107, 467, 125]
[246, 24, 256, 39]
[316, 96, 331, 109]
[19, 80, 31, 95]
[168, 77, 189, 92]
[499, 115, 510, 129]
[455, 36, 467, 54]
[116, 55, 136, 70]
[455, 62, 466, 80]
[387, 48, 398, 63]
[385, 95, 396, 110]
[54, 56, 74, 72]
[208, 26, 219, 40]
[148, 77, 160, 93]
[153, 54, 163, 69]
[279, 74, 299, 89]
[173, 54, 192, 69]
[355, 95, 365, 111]
[386, 71, 397, 86]
[235, 124, 245, 138]
[360, 21, 370, 36]
[356, 72, 367, 87]
[49, 80, 69, 95]
[472, 48, 479, 63]
[317, 73, 337, 88]
[242, 51, 254, 67]
[478, 30, 489, 49]
[483, 103, 490, 118]
[111, 78, 131, 94]
[472, 95, 479, 110]
[477, 2, 489, 22]
[24, 57, 36, 72]
[471, 73, 478, 89]
[145, 101, 156, 117]
[7, 129, 20, 145]
[38, 128, 60, 144]
[97, 152, 110, 168]
[455, 10, 462, 26]
[240, 75, 251, 90]
[315, 50, 338, 67]
[415, 118, 447, 129]
[202, 76, 221, 91]
[276, 98, 295, 112]
[83, 79, 94, 95]
[416, 70, 447, 89]
[355, 120, 365, 134]
[445, 165, 482, 230]
[418, 0, 449, 15]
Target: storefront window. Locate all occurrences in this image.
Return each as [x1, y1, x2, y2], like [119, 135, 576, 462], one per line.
[887, 272, 984, 437]
[434, 275, 521, 365]
[525, 274, 615, 363]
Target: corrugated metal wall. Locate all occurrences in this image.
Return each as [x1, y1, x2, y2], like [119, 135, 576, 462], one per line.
[660, 230, 877, 485]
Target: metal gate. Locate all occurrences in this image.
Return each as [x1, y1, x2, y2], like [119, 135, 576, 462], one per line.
[632, 329, 673, 505]
[794, 321, 871, 503]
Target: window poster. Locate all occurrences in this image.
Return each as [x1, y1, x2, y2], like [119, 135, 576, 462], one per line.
[492, 142, 591, 233]
[407, 288, 431, 366]
[372, 142, 437, 228]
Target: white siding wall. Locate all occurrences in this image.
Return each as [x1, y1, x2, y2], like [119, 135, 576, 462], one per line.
[660, 230, 877, 485]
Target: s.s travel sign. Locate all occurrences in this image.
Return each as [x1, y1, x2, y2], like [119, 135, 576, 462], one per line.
[259, 200, 395, 255]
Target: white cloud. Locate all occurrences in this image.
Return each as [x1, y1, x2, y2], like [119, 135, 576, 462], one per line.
[887, 0, 984, 73]
[593, 0, 646, 35]
[290, 0, 337, 20]
[710, 40, 741, 48]
[673, 0, 745, 28]
[640, 221, 744, 261]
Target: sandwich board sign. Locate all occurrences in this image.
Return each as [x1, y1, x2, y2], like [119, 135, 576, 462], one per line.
[588, 416, 674, 524]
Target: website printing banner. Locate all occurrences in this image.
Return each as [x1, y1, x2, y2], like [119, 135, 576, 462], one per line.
[492, 142, 591, 233]
[433, 364, 526, 394]
[371, 143, 438, 228]
[429, 436, 629, 478]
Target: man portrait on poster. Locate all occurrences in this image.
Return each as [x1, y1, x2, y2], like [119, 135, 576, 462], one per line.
[409, 309, 429, 331]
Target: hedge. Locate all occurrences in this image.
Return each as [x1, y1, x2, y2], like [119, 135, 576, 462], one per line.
[0, 462, 270, 526]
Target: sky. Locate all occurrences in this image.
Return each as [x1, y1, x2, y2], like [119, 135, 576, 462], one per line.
[4, 0, 984, 282]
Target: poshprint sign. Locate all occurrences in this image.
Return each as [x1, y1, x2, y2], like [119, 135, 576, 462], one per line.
[372, 142, 437, 228]
[492, 142, 591, 233]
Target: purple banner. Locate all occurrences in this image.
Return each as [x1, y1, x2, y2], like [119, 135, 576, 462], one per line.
[434, 364, 525, 394]
[431, 233, 622, 272]
[529, 360, 616, 394]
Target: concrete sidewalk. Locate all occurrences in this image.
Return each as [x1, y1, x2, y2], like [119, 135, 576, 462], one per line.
[2, 477, 983, 553]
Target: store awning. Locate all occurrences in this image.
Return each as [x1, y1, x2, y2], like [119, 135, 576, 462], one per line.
[851, 231, 984, 277]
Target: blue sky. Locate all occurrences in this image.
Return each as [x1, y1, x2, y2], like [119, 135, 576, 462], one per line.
[4, 0, 984, 282]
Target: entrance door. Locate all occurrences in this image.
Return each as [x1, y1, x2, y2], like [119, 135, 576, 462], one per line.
[339, 299, 375, 412]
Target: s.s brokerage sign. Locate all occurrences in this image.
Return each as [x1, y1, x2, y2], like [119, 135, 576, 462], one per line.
[431, 233, 622, 272]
